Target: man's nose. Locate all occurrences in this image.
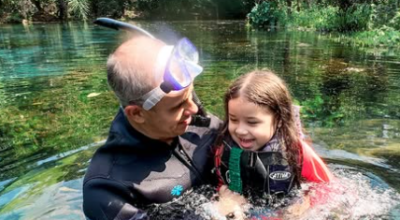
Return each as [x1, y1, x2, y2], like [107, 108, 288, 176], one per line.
[183, 98, 198, 116]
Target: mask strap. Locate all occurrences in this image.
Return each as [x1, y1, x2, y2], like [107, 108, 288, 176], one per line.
[141, 87, 166, 110]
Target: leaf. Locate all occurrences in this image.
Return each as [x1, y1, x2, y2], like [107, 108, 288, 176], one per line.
[59, 186, 79, 192]
[87, 92, 101, 98]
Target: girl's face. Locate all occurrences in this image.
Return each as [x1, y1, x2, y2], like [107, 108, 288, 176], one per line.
[228, 96, 276, 151]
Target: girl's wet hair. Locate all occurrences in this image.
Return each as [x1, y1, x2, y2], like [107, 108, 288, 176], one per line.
[216, 70, 303, 184]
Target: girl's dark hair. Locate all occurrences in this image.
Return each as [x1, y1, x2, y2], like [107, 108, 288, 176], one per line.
[216, 70, 303, 183]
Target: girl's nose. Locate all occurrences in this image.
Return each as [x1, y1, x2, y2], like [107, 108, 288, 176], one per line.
[235, 124, 248, 135]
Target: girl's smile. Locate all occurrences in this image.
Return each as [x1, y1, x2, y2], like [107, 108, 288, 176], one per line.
[228, 96, 277, 151]
[238, 138, 255, 149]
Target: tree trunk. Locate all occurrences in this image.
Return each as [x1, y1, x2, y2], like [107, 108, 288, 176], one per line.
[286, 0, 292, 15]
[57, 0, 68, 20]
[31, 0, 42, 11]
[296, 0, 301, 12]
[91, 0, 98, 17]
[286, 0, 292, 7]
[304, 0, 311, 9]
[338, 0, 352, 11]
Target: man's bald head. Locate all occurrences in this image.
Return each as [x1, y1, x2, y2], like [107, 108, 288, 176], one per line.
[107, 36, 166, 107]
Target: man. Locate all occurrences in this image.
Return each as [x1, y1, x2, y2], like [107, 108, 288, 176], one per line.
[82, 36, 221, 220]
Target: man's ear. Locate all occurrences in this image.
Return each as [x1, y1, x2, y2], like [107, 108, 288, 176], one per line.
[124, 105, 145, 123]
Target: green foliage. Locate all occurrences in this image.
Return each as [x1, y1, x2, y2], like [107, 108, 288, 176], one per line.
[133, 0, 158, 13]
[247, 1, 288, 28]
[301, 95, 325, 120]
[300, 95, 350, 128]
[282, 1, 400, 47]
[288, 3, 373, 32]
[130, 0, 255, 20]
[0, 0, 399, 26]
[289, 5, 338, 31]
[242, 0, 258, 12]
[68, 0, 89, 20]
[369, 0, 400, 29]
[337, 3, 373, 32]
[89, 0, 132, 18]
[338, 26, 400, 47]
[132, 0, 220, 19]
[247, 0, 378, 32]
[0, 0, 34, 23]
[388, 10, 400, 30]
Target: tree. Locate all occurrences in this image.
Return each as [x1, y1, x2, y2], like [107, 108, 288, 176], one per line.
[57, 0, 68, 20]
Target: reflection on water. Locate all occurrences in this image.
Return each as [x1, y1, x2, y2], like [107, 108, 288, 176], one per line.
[301, 166, 400, 220]
[0, 20, 400, 219]
[0, 143, 97, 219]
[0, 179, 84, 220]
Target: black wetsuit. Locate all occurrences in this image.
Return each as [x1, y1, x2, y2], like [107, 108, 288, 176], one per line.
[82, 109, 221, 220]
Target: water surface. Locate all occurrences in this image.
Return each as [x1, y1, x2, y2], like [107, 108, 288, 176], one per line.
[0, 20, 400, 219]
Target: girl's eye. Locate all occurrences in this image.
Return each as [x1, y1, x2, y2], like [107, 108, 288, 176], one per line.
[248, 121, 259, 125]
[229, 118, 238, 123]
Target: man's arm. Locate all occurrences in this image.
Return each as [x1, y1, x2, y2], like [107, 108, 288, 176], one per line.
[83, 178, 149, 220]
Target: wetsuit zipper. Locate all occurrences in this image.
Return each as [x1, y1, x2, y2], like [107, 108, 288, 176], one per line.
[172, 144, 206, 183]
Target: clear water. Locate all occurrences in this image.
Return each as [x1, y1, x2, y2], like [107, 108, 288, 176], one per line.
[0, 20, 399, 219]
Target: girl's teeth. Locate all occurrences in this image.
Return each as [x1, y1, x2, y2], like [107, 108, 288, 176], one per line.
[239, 138, 253, 148]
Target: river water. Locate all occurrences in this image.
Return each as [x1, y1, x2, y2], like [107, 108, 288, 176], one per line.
[0, 20, 399, 219]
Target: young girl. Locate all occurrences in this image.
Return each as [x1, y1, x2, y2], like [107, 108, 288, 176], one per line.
[212, 70, 332, 219]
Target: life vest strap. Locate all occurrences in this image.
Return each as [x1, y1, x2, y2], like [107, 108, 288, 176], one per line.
[228, 147, 243, 193]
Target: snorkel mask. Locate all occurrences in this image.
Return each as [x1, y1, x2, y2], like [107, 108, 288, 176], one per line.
[141, 37, 203, 110]
[94, 18, 203, 110]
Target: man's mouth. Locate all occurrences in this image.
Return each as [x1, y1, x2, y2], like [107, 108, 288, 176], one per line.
[179, 117, 191, 125]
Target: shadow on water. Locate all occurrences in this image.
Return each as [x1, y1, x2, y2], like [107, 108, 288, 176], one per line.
[0, 20, 400, 219]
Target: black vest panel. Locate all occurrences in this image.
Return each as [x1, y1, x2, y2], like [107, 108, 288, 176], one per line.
[219, 144, 296, 196]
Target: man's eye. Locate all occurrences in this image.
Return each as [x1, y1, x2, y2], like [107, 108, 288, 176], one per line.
[171, 102, 185, 111]
[170, 105, 181, 112]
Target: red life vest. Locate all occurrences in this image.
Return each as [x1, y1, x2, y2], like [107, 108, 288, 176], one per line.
[300, 140, 333, 182]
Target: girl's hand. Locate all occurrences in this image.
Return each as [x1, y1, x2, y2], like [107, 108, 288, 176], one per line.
[215, 185, 248, 220]
[284, 194, 310, 218]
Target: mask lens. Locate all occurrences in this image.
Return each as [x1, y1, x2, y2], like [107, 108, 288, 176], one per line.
[177, 38, 203, 79]
[167, 58, 191, 89]
[164, 38, 203, 90]
[177, 38, 199, 64]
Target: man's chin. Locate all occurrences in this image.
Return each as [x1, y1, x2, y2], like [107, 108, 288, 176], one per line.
[172, 123, 190, 137]
[178, 123, 190, 132]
